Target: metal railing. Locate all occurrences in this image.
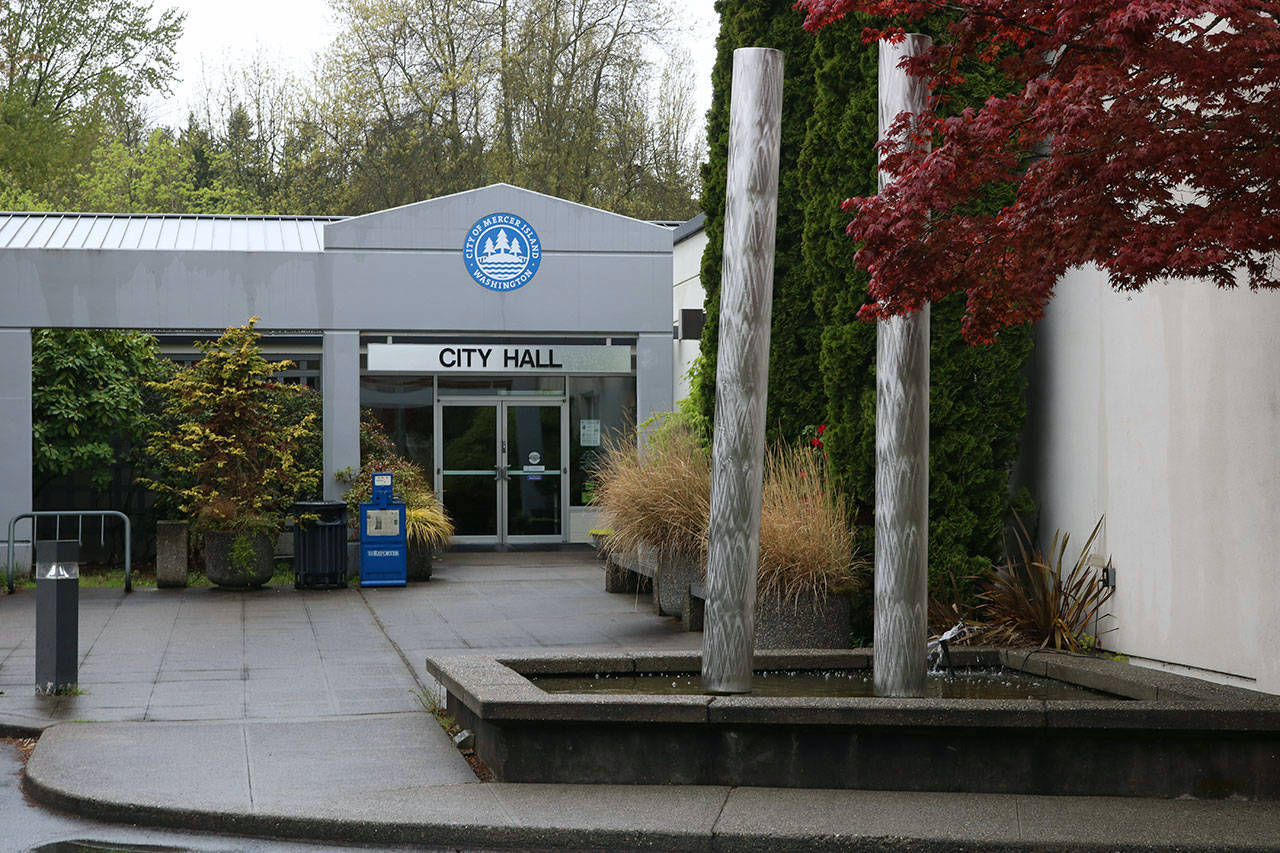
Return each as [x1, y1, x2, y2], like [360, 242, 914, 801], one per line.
[6, 511, 132, 594]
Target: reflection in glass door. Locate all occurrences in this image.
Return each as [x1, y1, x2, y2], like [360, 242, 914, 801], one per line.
[506, 404, 561, 538]
[440, 404, 498, 537]
[437, 400, 566, 544]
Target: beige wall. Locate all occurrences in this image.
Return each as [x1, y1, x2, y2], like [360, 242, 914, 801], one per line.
[673, 229, 708, 401]
[1027, 265, 1280, 694]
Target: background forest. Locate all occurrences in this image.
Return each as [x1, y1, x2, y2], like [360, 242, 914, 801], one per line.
[0, 0, 703, 219]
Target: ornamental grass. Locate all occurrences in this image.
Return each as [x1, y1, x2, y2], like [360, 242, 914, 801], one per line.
[592, 412, 864, 603]
[591, 412, 710, 563]
[341, 411, 453, 551]
[758, 444, 865, 606]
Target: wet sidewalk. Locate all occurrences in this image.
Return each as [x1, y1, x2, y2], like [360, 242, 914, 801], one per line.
[4, 551, 1280, 851]
[0, 550, 698, 731]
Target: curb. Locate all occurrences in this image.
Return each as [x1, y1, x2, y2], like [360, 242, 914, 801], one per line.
[0, 720, 43, 738]
[22, 758, 1280, 853]
[22, 768, 713, 852]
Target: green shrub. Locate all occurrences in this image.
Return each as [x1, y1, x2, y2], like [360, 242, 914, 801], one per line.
[692, 0, 820, 444]
[140, 318, 319, 534]
[339, 412, 452, 551]
[32, 328, 165, 491]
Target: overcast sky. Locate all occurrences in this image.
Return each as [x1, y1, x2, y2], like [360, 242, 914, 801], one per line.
[145, 0, 720, 134]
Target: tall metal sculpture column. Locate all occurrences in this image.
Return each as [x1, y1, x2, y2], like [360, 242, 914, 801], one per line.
[874, 34, 933, 698]
[701, 47, 784, 694]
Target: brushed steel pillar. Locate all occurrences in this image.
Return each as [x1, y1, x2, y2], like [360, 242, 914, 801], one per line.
[874, 34, 933, 698]
[701, 47, 784, 694]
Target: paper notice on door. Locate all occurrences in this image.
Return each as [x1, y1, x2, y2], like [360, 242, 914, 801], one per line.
[579, 419, 601, 447]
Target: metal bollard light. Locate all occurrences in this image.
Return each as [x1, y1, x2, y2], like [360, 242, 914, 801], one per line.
[35, 539, 79, 695]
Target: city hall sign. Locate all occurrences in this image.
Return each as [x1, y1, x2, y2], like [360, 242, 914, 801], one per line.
[366, 343, 631, 374]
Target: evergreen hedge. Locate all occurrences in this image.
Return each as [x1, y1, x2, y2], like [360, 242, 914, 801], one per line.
[697, 5, 1035, 612]
[694, 0, 820, 443]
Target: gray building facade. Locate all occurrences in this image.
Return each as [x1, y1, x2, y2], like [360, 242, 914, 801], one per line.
[1, 184, 674, 551]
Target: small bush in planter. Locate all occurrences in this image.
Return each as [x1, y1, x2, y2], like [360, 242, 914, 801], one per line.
[754, 444, 867, 648]
[141, 318, 320, 588]
[970, 515, 1113, 652]
[339, 412, 452, 577]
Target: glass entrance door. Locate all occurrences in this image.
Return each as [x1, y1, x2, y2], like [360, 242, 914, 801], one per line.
[505, 404, 561, 538]
[440, 404, 499, 538]
[438, 400, 565, 544]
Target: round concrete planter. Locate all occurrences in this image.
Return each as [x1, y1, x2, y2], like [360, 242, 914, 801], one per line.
[655, 551, 702, 617]
[202, 530, 276, 589]
[754, 590, 851, 649]
[407, 543, 433, 581]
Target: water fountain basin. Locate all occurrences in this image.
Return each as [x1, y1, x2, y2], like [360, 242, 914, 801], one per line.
[423, 648, 1280, 798]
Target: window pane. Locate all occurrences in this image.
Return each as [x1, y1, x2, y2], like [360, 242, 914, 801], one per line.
[359, 375, 434, 472]
[569, 376, 635, 507]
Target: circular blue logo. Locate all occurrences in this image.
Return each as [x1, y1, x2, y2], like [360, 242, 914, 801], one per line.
[463, 213, 541, 292]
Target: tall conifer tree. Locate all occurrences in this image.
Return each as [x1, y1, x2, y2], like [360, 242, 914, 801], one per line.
[699, 4, 1036, 609]
[797, 16, 1036, 604]
[693, 0, 820, 442]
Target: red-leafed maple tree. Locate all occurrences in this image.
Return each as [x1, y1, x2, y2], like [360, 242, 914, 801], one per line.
[794, 0, 1280, 343]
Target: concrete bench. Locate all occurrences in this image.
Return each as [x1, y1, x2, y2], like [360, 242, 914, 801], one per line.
[602, 544, 702, 628]
[602, 547, 653, 594]
[684, 582, 706, 631]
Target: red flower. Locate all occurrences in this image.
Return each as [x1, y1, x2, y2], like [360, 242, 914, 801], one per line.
[816, 424, 826, 435]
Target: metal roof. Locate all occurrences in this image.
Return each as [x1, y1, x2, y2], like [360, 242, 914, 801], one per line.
[672, 213, 706, 245]
[0, 212, 344, 252]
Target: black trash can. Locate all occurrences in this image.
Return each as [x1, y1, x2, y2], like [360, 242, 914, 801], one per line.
[292, 501, 349, 589]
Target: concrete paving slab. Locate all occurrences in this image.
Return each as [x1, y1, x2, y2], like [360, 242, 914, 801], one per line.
[245, 714, 477, 800]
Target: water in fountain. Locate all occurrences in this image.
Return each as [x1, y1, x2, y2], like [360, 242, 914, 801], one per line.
[927, 621, 970, 673]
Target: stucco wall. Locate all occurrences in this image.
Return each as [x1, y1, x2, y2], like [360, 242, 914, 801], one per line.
[1026, 265, 1280, 694]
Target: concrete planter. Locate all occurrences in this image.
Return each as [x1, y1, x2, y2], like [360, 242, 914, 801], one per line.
[202, 530, 275, 589]
[604, 544, 637, 592]
[603, 557, 638, 593]
[754, 590, 851, 649]
[654, 551, 702, 618]
[613, 545, 638, 573]
[589, 531, 607, 556]
[155, 521, 189, 589]
[407, 542, 432, 581]
[639, 544, 663, 614]
[601, 544, 653, 594]
[429, 648, 1280, 797]
[346, 541, 360, 581]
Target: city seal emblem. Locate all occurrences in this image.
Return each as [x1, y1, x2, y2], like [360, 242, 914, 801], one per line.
[463, 213, 542, 292]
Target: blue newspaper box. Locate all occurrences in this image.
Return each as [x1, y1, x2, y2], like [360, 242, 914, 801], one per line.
[359, 472, 407, 587]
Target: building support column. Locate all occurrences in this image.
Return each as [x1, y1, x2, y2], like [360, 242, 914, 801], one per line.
[322, 331, 361, 501]
[0, 329, 33, 574]
[635, 331, 675, 428]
